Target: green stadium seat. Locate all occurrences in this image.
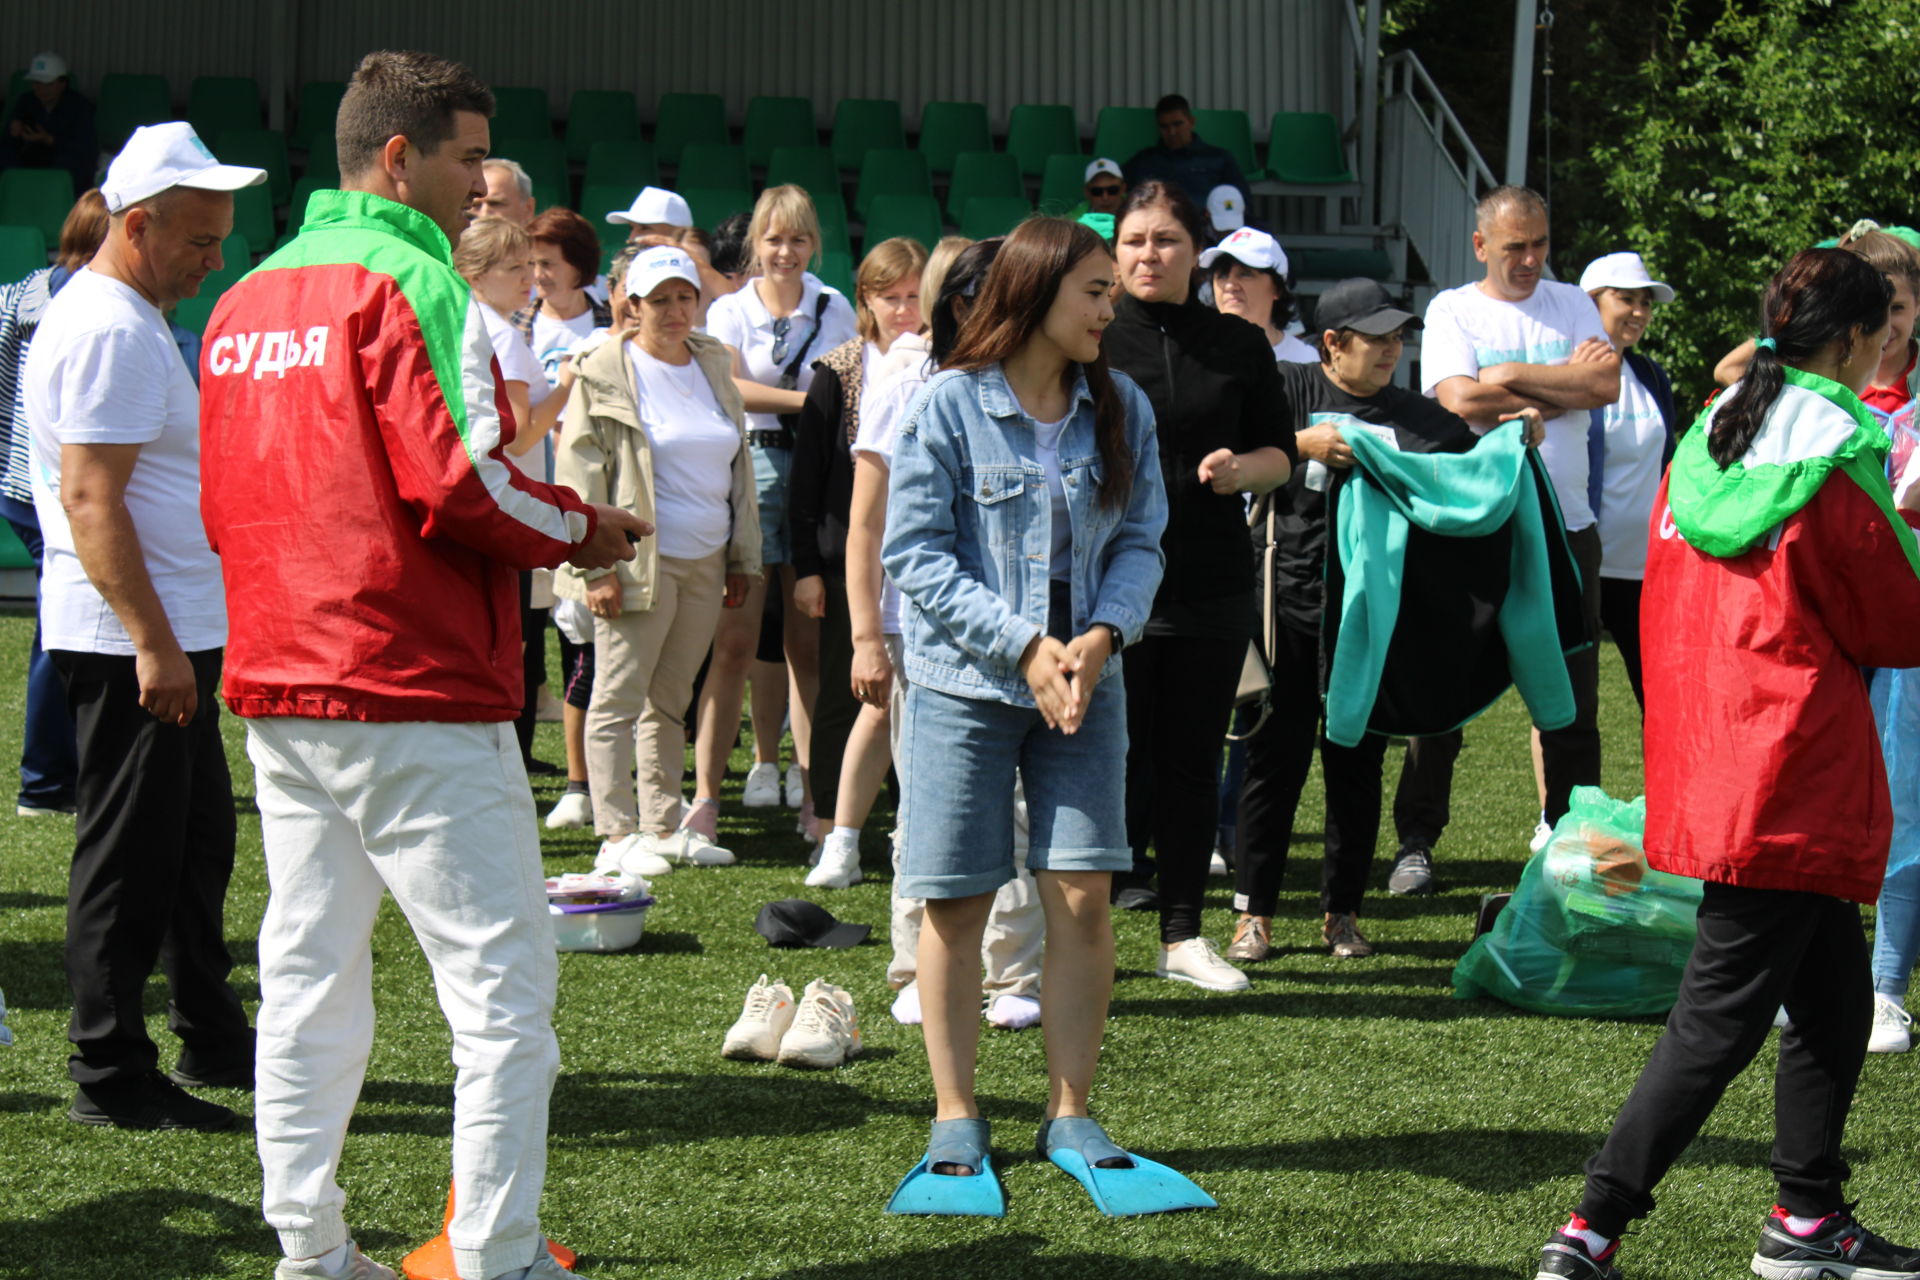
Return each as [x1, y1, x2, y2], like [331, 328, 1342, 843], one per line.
[653, 93, 728, 168]
[813, 192, 852, 258]
[288, 80, 346, 151]
[229, 183, 276, 255]
[1005, 104, 1080, 177]
[173, 258, 249, 336]
[186, 76, 262, 141]
[863, 193, 942, 253]
[1037, 153, 1092, 215]
[218, 230, 253, 271]
[578, 182, 635, 250]
[0, 169, 75, 250]
[96, 73, 171, 151]
[1194, 108, 1265, 182]
[564, 90, 640, 163]
[854, 148, 931, 220]
[1093, 107, 1158, 167]
[944, 151, 1023, 222]
[682, 186, 755, 231]
[0, 224, 46, 282]
[831, 98, 905, 172]
[817, 248, 855, 297]
[743, 96, 817, 169]
[1266, 111, 1355, 184]
[492, 137, 568, 211]
[584, 140, 658, 193]
[303, 131, 339, 184]
[215, 129, 291, 205]
[288, 176, 332, 232]
[490, 87, 552, 142]
[959, 196, 1032, 241]
[765, 146, 840, 207]
[675, 143, 750, 194]
[916, 101, 991, 174]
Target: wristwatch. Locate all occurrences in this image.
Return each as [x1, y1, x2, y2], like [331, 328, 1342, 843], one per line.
[1097, 622, 1125, 653]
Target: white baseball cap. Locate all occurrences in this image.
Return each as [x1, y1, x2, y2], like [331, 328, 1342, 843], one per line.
[1084, 158, 1123, 185]
[1578, 251, 1675, 303]
[1199, 226, 1289, 277]
[608, 186, 693, 229]
[1206, 185, 1246, 233]
[624, 244, 703, 300]
[100, 122, 267, 214]
[25, 52, 68, 84]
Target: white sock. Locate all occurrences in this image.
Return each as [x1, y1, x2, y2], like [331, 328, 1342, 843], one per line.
[831, 825, 860, 844]
[1784, 1211, 1833, 1236]
[986, 993, 1042, 1029]
[1564, 1223, 1613, 1256]
[1882, 992, 1906, 1009]
[305, 1242, 352, 1275]
[891, 984, 923, 1024]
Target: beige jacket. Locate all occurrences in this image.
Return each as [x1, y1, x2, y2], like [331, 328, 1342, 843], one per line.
[553, 330, 762, 611]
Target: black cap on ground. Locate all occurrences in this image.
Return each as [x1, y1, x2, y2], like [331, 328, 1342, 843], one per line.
[754, 899, 871, 949]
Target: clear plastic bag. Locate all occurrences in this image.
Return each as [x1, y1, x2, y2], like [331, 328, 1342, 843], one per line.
[1452, 786, 1704, 1017]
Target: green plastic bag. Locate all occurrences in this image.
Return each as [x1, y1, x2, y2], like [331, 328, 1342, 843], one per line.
[1452, 786, 1705, 1017]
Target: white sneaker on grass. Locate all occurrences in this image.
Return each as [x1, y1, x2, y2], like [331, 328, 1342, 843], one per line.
[274, 1243, 395, 1280]
[805, 832, 862, 888]
[741, 762, 782, 808]
[1156, 937, 1251, 992]
[891, 984, 922, 1025]
[1870, 992, 1912, 1053]
[777, 979, 862, 1068]
[544, 791, 591, 830]
[785, 764, 805, 808]
[653, 829, 735, 867]
[1530, 819, 1554, 853]
[1209, 849, 1230, 877]
[985, 993, 1041, 1030]
[722, 974, 796, 1060]
[594, 833, 673, 878]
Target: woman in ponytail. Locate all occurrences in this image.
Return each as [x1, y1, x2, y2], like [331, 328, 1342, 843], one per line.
[1533, 248, 1920, 1279]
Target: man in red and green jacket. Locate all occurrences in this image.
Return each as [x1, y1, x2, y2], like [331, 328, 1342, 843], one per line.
[200, 51, 644, 1280]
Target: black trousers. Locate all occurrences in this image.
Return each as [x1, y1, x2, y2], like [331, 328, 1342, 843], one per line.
[1123, 634, 1244, 944]
[1539, 525, 1604, 825]
[809, 573, 860, 815]
[1599, 575, 1645, 711]
[51, 648, 249, 1086]
[514, 570, 547, 764]
[1233, 623, 1460, 917]
[1578, 882, 1872, 1236]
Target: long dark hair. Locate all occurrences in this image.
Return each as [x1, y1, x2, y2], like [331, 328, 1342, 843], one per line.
[930, 238, 1002, 364]
[944, 218, 1134, 509]
[1712, 249, 1892, 467]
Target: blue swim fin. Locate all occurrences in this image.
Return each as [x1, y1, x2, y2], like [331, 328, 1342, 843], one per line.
[887, 1118, 1008, 1217]
[1039, 1117, 1218, 1217]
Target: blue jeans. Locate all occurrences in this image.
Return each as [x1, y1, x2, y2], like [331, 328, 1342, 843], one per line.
[1871, 666, 1920, 997]
[0, 492, 78, 809]
[751, 444, 791, 567]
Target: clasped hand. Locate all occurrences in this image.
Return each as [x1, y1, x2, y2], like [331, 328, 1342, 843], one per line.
[1020, 628, 1114, 733]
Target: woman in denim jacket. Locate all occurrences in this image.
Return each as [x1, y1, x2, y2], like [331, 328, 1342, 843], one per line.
[881, 218, 1197, 1215]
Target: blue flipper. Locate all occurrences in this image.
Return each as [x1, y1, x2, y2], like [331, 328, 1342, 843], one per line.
[887, 1118, 1007, 1217]
[1038, 1117, 1218, 1217]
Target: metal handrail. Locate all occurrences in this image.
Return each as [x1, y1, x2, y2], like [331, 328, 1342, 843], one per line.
[1383, 49, 1498, 194]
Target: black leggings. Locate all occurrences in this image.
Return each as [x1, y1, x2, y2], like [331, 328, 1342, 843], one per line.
[1599, 575, 1645, 711]
[1123, 634, 1245, 944]
[1538, 525, 1604, 825]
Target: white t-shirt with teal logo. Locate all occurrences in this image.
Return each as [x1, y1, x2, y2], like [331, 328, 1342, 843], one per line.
[1597, 361, 1667, 580]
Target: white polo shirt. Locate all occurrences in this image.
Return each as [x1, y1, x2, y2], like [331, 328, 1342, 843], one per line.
[704, 272, 858, 438]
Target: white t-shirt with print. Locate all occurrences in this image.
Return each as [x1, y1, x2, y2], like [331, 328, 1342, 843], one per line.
[531, 306, 598, 390]
[853, 346, 936, 635]
[629, 347, 740, 560]
[704, 272, 859, 437]
[1421, 278, 1610, 530]
[26, 268, 226, 655]
[1597, 361, 1666, 581]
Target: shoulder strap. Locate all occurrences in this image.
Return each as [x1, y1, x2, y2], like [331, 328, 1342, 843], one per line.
[782, 291, 833, 385]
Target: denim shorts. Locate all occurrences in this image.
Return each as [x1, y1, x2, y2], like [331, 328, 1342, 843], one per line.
[752, 443, 791, 567]
[895, 674, 1131, 899]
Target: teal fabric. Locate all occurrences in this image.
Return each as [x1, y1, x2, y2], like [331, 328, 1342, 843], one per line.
[1325, 422, 1576, 746]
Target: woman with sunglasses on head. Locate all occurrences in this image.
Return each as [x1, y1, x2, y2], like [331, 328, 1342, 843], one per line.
[702, 186, 859, 843]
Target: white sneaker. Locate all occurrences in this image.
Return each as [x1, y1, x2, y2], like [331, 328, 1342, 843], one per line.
[985, 993, 1041, 1030]
[1529, 819, 1554, 853]
[1156, 937, 1251, 992]
[544, 791, 591, 830]
[805, 832, 863, 888]
[594, 833, 673, 877]
[784, 764, 804, 808]
[890, 984, 922, 1025]
[1209, 849, 1230, 877]
[777, 979, 861, 1068]
[1869, 992, 1913, 1053]
[742, 762, 782, 808]
[653, 829, 735, 867]
[722, 974, 796, 1060]
[274, 1244, 396, 1280]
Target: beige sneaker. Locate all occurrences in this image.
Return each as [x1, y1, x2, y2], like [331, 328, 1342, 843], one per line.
[274, 1244, 396, 1280]
[1224, 915, 1271, 963]
[722, 974, 796, 1060]
[1323, 912, 1374, 958]
[776, 979, 862, 1067]
[1156, 937, 1251, 992]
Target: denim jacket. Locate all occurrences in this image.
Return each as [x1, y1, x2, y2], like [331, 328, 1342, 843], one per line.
[883, 364, 1169, 706]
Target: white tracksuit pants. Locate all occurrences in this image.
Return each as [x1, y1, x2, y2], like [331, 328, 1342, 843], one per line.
[247, 718, 559, 1280]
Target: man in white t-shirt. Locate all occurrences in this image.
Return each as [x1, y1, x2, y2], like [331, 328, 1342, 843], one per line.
[1421, 184, 1620, 837]
[27, 122, 267, 1132]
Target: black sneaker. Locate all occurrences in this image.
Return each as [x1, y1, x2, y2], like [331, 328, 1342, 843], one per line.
[1752, 1205, 1920, 1279]
[1387, 841, 1435, 895]
[69, 1071, 239, 1131]
[1536, 1226, 1623, 1280]
[1113, 886, 1161, 912]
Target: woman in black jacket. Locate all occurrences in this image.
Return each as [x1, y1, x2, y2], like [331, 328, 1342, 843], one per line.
[1103, 182, 1296, 992]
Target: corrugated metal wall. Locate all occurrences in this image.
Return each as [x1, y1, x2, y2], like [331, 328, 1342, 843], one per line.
[7, 0, 1348, 139]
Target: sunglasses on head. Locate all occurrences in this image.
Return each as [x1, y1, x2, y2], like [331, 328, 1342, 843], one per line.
[1088, 183, 1123, 197]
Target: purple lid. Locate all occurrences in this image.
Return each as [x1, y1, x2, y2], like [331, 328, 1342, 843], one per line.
[551, 897, 655, 915]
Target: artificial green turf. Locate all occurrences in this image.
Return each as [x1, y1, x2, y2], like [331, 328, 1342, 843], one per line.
[1, 612, 1916, 1279]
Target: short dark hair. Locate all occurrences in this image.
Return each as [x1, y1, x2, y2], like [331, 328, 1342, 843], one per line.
[336, 50, 494, 180]
[527, 207, 601, 292]
[1475, 184, 1547, 230]
[709, 211, 752, 276]
[1115, 180, 1209, 254]
[1154, 94, 1192, 118]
